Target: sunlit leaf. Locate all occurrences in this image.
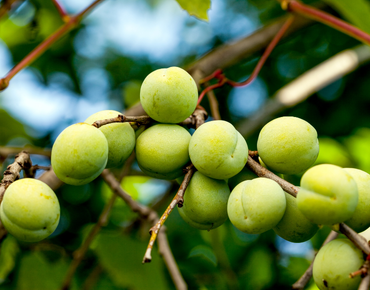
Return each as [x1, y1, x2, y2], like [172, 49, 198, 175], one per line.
[322, 0, 370, 33]
[174, 0, 211, 21]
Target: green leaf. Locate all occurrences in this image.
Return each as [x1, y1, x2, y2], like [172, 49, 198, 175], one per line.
[0, 236, 19, 284]
[322, 0, 370, 33]
[16, 252, 75, 290]
[93, 231, 170, 290]
[174, 0, 211, 21]
[188, 245, 217, 267]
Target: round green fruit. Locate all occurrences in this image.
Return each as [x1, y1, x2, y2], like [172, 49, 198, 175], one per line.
[140, 67, 198, 123]
[135, 124, 191, 180]
[189, 120, 248, 180]
[297, 164, 358, 225]
[85, 110, 135, 168]
[343, 168, 370, 232]
[313, 239, 363, 290]
[51, 123, 109, 185]
[227, 177, 286, 234]
[257, 116, 319, 174]
[273, 191, 319, 243]
[178, 171, 230, 230]
[0, 179, 60, 242]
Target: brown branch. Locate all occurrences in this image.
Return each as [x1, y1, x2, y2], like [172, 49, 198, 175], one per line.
[339, 223, 370, 255]
[245, 152, 299, 197]
[0, 151, 32, 204]
[101, 170, 187, 290]
[350, 260, 369, 278]
[205, 83, 221, 120]
[180, 108, 208, 129]
[92, 115, 152, 128]
[52, 0, 69, 22]
[0, 147, 51, 158]
[292, 230, 339, 289]
[358, 267, 370, 290]
[143, 164, 195, 263]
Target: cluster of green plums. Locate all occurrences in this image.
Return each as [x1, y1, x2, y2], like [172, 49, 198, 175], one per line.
[2, 67, 370, 289]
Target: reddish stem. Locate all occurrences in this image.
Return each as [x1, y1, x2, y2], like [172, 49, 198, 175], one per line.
[286, 0, 370, 46]
[52, 0, 69, 21]
[0, 0, 104, 91]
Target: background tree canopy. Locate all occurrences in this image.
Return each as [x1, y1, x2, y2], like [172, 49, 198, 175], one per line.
[0, 0, 370, 289]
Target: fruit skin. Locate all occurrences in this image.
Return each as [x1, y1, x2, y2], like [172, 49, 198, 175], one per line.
[0, 179, 60, 242]
[257, 116, 319, 174]
[135, 124, 191, 180]
[85, 110, 135, 168]
[273, 191, 319, 243]
[313, 239, 363, 290]
[189, 120, 248, 180]
[297, 164, 358, 225]
[140, 67, 198, 123]
[178, 171, 230, 230]
[227, 177, 286, 234]
[343, 168, 370, 232]
[51, 123, 109, 185]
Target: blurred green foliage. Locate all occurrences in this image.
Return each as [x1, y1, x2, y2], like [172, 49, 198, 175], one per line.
[0, 0, 370, 289]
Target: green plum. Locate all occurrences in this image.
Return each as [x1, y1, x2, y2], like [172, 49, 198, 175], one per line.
[189, 120, 248, 180]
[313, 239, 363, 290]
[178, 171, 230, 230]
[85, 110, 135, 168]
[257, 116, 319, 174]
[343, 168, 370, 232]
[140, 67, 198, 123]
[227, 177, 286, 234]
[135, 124, 191, 180]
[51, 123, 109, 185]
[297, 164, 358, 225]
[0, 179, 60, 242]
[273, 191, 319, 243]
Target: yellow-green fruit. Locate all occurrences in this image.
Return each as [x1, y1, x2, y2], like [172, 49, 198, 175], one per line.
[297, 164, 358, 225]
[313, 239, 363, 290]
[85, 110, 135, 168]
[0, 179, 60, 242]
[189, 120, 248, 180]
[135, 124, 191, 180]
[343, 168, 370, 232]
[257, 116, 319, 174]
[51, 123, 108, 185]
[178, 172, 230, 230]
[227, 178, 286, 234]
[140, 67, 198, 123]
[273, 192, 319, 243]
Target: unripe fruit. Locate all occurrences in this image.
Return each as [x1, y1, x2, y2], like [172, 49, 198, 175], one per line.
[51, 123, 109, 185]
[297, 164, 358, 225]
[178, 171, 230, 230]
[257, 116, 319, 174]
[0, 179, 60, 242]
[313, 239, 363, 290]
[135, 124, 191, 180]
[343, 168, 370, 232]
[273, 192, 319, 243]
[85, 110, 135, 168]
[189, 120, 248, 180]
[227, 178, 286, 234]
[140, 67, 198, 123]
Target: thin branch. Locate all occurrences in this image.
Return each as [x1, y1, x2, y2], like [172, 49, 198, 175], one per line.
[245, 153, 299, 197]
[52, 0, 69, 22]
[180, 108, 208, 129]
[205, 83, 221, 120]
[237, 44, 370, 138]
[92, 115, 151, 128]
[142, 164, 195, 263]
[285, 0, 370, 46]
[339, 223, 370, 255]
[358, 267, 370, 290]
[0, 0, 105, 91]
[0, 151, 32, 204]
[292, 230, 339, 289]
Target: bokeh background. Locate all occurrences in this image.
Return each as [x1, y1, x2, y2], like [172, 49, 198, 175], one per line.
[0, 0, 370, 289]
